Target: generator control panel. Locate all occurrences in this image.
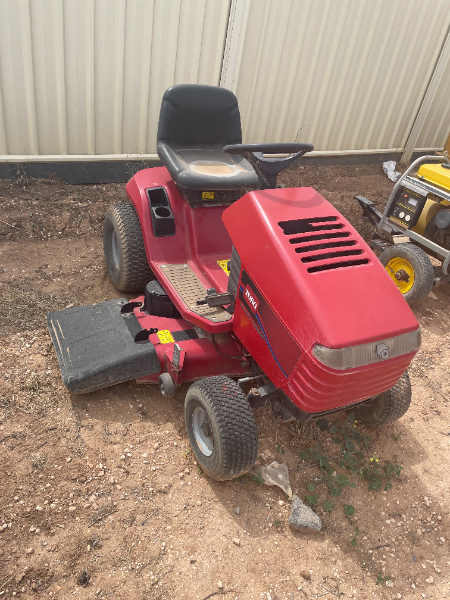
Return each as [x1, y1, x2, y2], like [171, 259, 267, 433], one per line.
[388, 181, 428, 229]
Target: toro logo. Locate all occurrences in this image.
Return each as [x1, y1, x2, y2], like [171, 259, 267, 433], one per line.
[244, 285, 259, 314]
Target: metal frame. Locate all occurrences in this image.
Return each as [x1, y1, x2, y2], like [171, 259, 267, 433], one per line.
[376, 154, 450, 275]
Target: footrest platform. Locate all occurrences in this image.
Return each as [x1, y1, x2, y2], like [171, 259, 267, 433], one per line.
[159, 263, 232, 323]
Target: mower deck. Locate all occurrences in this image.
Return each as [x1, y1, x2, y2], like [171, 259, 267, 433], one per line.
[47, 299, 161, 393]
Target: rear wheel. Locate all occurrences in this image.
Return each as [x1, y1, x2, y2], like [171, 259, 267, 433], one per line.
[103, 202, 153, 292]
[379, 243, 434, 305]
[185, 376, 258, 481]
[353, 371, 411, 426]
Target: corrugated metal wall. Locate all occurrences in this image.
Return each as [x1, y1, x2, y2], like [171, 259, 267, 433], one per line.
[416, 54, 450, 149]
[0, 0, 230, 157]
[224, 0, 450, 153]
[0, 0, 449, 160]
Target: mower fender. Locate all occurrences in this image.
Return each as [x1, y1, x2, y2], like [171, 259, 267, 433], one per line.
[125, 167, 187, 268]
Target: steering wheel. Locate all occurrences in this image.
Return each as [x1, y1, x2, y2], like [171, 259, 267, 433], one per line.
[223, 143, 314, 189]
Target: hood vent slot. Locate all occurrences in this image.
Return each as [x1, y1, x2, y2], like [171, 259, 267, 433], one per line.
[289, 231, 350, 244]
[295, 240, 356, 254]
[302, 249, 363, 263]
[278, 216, 341, 235]
[278, 215, 370, 273]
[307, 259, 369, 273]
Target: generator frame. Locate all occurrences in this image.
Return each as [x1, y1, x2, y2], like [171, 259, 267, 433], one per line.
[357, 155, 450, 288]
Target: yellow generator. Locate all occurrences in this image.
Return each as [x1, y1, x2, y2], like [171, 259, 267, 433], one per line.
[356, 155, 450, 305]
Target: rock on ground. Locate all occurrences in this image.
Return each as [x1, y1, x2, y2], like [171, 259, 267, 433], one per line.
[289, 495, 322, 532]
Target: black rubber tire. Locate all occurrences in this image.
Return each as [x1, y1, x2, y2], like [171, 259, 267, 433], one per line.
[158, 373, 175, 398]
[379, 243, 434, 305]
[353, 370, 411, 427]
[103, 202, 153, 292]
[423, 211, 450, 252]
[185, 376, 258, 481]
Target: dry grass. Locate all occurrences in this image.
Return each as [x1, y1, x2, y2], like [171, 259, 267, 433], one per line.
[0, 392, 16, 418]
[30, 452, 47, 470]
[89, 502, 118, 528]
[0, 285, 71, 335]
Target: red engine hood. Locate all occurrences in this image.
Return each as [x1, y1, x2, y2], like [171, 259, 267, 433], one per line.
[222, 187, 419, 350]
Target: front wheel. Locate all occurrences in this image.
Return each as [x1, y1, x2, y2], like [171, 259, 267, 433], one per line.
[379, 243, 434, 305]
[185, 376, 258, 481]
[353, 371, 411, 427]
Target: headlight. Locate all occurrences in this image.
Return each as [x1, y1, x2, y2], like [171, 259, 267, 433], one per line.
[312, 329, 421, 370]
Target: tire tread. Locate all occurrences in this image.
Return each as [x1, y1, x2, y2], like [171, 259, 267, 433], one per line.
[186, 376, 258, 480]
[103, 202, 153, 292]
[379, 243, 434, 305]
[354, 371, 411, 426]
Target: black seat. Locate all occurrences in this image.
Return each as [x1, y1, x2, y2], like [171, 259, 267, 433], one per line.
[157, 85, 259, 203]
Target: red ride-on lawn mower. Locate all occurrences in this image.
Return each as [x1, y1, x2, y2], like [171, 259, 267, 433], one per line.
[48, 85, 421, 481]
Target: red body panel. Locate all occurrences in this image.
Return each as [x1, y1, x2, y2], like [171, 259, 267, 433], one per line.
[126, 168, 233, 333]
[288, 352, 414, 412]
[127, 171, 419, 415]
[129, 308, 249, 383]
[222, 187, 420, 412]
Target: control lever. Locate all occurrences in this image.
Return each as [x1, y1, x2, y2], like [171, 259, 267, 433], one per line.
[197, 287, 234, 308]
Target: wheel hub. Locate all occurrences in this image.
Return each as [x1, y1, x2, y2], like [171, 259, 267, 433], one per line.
[192, 407, 214, 457]
[201, 422, 212, 437]
[385, 257, 415, 294]
[111, 230, 120, 269]
[394, 269, 410, 282]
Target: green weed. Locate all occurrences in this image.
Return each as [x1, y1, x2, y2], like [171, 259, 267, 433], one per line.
[392, 429, 403, 442]
[305, 482, 318, 506]
[251, 473, 265, 486]
[299, 413, 403, 521]
[351, 525, 360, 547]
[376, 573, 392, 586]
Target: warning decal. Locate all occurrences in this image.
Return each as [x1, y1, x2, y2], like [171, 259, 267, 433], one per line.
[217, 259, 230, 276]
[157, 330, 175, 344]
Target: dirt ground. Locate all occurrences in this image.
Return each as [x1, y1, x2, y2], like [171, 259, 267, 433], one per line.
[0, 163, 449, 600]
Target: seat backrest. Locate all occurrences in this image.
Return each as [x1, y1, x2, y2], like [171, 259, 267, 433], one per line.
[157, 84, 242, 147]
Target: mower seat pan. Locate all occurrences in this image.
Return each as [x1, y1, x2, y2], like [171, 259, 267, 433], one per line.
[157, 144, 259, 191]
[47, 299, 161, 394]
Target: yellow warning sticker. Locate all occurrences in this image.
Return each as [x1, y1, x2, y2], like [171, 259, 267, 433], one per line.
[202, 191, 215, 200]
[157, 330, 175, 344]
[217, 259, 230, 276]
